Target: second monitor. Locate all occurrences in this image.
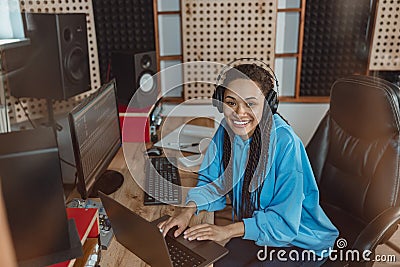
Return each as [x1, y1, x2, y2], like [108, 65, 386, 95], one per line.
[69, 79, 123, 199]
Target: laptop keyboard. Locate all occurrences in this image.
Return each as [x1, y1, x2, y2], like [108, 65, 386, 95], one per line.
[144, 157, 182, 205]
[166, 235, 206, 267]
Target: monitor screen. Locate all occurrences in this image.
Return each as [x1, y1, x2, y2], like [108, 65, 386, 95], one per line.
[69, 79, 123, 199]
[0, 127, 80, 266]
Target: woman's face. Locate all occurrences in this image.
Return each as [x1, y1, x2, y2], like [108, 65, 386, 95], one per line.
[223, 79, 265, 140]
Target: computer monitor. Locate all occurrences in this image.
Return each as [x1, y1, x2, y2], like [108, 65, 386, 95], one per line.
[0, 127, 82, 267]
[69, 79, 123, 199]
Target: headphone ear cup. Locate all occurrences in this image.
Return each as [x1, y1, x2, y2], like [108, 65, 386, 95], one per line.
[266, 90, 278, 114]
[212, 85, 224, 113]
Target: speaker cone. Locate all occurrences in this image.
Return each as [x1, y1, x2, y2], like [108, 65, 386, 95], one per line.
[139, 72, 155, 93]
[65, 46, 87, 82]
[141, 55, 152, 69]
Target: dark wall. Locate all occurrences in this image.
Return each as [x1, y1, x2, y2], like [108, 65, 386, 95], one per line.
[300, 0, 374, 96]
[93, 0, 156, 84]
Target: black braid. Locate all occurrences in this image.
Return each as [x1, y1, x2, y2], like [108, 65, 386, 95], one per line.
[222, 127, 233, 193]
[241, 125, 262, 219]
[220, 63, 276, 220]
[222, 124, 266, 220]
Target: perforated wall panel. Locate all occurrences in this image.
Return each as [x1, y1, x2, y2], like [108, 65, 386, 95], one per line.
[4, 0, 100, 124]
[181, 0, 277, 100]
[300, 0, 373, 96]
[369, 0, 400, 70]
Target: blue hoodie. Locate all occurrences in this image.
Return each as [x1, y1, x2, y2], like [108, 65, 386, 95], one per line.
[186, 114, 339, 257]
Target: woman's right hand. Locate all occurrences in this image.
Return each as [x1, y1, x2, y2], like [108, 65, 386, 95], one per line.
[157, 202, 197, 238]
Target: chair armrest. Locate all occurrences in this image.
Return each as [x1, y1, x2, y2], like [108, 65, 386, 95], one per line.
[352, 207, 400, 253]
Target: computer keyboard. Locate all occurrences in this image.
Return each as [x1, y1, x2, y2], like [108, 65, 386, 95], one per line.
[144, 157, 182, 205]
[166, 235, 206, 267]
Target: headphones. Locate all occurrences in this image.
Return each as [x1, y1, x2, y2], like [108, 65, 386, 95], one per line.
[212, 58, 279, 114]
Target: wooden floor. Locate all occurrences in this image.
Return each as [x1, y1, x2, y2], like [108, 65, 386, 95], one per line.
[374, 230, 400, 266]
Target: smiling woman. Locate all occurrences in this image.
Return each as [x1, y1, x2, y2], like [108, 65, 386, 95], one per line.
[158, 63, 339, 266]
[222, 78, 266, 140]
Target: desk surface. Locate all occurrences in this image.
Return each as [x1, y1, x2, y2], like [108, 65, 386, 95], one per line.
[79, 117, 215, 266]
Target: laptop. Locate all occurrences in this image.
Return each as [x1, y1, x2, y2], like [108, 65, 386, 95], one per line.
[99, 192, 228, 267]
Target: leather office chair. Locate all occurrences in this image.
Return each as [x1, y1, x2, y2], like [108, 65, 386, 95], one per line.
[306, 75, 400, 266]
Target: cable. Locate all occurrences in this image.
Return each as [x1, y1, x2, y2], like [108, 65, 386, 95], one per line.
[73, 171, 78, 190]
[149, 96, 164, 126]
[17, 98, 36, 128]
[60, 158, 76, 168]
[66, 195, 84, 207]
[106, 59, 111, 83]
[61, 170, 79, 202]
[191, 171, 231, 186]
[189, 171, 234, 208]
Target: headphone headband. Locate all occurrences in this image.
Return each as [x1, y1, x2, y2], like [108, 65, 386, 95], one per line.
[212, 58, 280, 114]
[215, 58, 279, 93]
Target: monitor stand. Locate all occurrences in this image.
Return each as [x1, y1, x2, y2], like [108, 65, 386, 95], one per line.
[89, 170, 124, 198]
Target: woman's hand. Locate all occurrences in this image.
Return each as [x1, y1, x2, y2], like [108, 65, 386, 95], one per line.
[157, 202, 197, 238]
[183, 222, 245, 242]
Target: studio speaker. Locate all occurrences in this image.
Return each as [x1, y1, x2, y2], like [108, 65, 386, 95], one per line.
[3, 13, 90, 100]
[111, 50, 158, 109]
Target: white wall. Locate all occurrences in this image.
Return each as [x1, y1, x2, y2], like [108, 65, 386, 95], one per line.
[0, 0, 24, 39]
[162, 103, 329, 146]
[278, 103, 329, 145]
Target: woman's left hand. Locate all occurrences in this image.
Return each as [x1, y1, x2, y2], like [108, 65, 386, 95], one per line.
[183, 222, 244, 242]
[183, 224, 229, 242]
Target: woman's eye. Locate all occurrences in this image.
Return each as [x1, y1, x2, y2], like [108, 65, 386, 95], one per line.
[247, 102, 255, 107]
[225, 101, 236, 106]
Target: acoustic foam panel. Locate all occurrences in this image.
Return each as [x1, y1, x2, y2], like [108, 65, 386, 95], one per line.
[92, 0, 156, 84]
[300, 0, 374, 96]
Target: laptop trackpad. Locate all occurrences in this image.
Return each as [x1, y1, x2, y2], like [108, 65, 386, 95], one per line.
[176, 235, 228, 263]
[175, 235, 209, 250]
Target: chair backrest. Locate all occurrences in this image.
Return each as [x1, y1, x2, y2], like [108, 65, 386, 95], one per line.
[306, 75, 400, 246]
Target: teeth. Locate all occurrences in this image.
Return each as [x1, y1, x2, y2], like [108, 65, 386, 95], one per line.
[233, 120, 249, 125]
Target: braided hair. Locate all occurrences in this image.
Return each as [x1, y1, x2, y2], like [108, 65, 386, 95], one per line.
[221, 64, 275, 220]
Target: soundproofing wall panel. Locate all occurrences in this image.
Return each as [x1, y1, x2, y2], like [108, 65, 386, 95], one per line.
[92, 0, 156, 84]
[181, 0, 277, 100]
[369, 0, 400, 70]
[2, 0, 100, 124]
[300, 0, 374, 96]
[370, 70, 400, 87]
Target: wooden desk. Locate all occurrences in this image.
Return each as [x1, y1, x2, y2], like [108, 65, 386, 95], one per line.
[98, 117, 215, 266]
